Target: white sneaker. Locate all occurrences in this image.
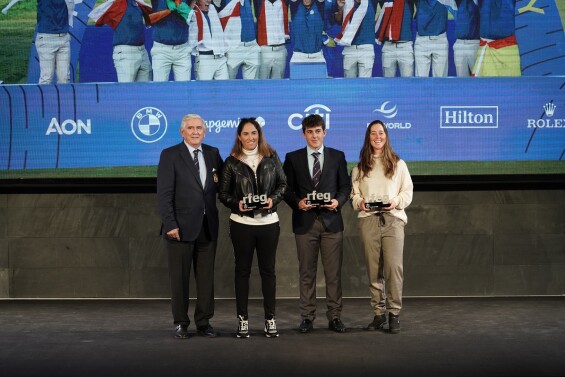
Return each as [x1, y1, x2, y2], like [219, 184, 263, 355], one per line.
[264, 318, 279, 338]
[237, 315, 249, 338]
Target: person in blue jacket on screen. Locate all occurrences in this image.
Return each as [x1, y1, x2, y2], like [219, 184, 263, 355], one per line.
[453, 0, 479, 77]
[189, 0, 229, 80]
[414, 0, 456, 77]
[150, 0, 194, 81]
[255, 0, 291, 79]
[217, 0, 261, 79]
[375, 0, 415, 77]
[333, 0, 378, 78]
[35, 0, 74, 84]
[289, 0, 334, 70]
[89, 0, 154, 82]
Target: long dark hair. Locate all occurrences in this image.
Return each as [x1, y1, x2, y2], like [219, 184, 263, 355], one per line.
[357, 120, 400, 180]
[230, 118, 275, 158]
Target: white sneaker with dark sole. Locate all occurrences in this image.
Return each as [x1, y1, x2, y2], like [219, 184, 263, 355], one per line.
[264, 318, 279, 338]
[237, 315, 250, 338]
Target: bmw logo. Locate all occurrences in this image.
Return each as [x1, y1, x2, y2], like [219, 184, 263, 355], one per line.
[131, 107, 168, 143]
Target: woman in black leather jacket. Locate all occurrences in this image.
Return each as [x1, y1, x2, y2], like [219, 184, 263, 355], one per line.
[219, 118, 287, 339]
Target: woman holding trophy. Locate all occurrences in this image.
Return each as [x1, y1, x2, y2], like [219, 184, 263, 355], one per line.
[219, 118, 287, 339]
[350, 120, 413, 334]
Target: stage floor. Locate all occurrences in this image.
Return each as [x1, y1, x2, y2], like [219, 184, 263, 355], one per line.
[1, 297, 564, 377]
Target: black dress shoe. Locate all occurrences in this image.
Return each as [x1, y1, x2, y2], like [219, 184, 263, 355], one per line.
[174, 324, 189, 339]
[328, 318, 346, 333]
[197, 325, 217, 338]
[298, 319, 313, 333]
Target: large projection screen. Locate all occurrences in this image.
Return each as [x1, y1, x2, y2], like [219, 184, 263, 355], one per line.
[0, 0, 564, 185]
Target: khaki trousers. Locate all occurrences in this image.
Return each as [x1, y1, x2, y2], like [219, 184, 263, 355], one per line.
[358, 213, 405, 316]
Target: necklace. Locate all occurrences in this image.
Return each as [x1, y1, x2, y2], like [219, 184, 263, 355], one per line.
[244, 155, 259, 168]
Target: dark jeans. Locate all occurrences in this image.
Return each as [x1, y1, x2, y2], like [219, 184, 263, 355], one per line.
[229, 220, 280, 319]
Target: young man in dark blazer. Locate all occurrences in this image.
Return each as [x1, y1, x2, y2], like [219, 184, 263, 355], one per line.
[283, 114, 351, 333]
[157, 114, 223, 339]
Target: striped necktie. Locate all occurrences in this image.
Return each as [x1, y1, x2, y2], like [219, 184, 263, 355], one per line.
[312, 151, 321, 188]
[193, 149, 200, 174]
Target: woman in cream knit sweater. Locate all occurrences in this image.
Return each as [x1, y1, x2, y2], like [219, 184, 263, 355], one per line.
[350, 120, 413, 334]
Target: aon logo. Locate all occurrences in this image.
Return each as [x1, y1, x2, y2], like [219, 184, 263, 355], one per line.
[46, 118, 92, 135]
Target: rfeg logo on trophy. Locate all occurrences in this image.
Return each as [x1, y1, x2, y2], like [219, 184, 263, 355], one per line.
[288, 104, 331, 130]
[242, 193, 269, 210]
[131, 107, 168, 143]
[305, 190, 332, 207]
[364, 193, 391, 211]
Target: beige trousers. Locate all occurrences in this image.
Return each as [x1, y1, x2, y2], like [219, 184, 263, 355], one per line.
[358, 213, 405, 316]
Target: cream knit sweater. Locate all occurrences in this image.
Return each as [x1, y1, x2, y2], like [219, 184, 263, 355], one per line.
[350, 156, 414, 224]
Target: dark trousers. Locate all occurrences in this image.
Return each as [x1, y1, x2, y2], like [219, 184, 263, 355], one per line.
[295, 217, 344, 321]
[229, 220, 280, 319]
[164, 220, 216, 327]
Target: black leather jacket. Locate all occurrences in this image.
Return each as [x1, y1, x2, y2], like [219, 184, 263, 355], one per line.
[219, 152, 287, 217]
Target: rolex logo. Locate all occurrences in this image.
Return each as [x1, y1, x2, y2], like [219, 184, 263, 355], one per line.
[544, 102, 556, 117]
[527, 102, 563, 129]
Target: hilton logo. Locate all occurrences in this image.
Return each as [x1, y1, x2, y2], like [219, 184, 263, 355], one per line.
[440, 106, 498, 128]
[131, 107, 168, 143]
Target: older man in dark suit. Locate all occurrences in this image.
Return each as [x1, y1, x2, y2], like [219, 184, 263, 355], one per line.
[157, 114, 223, 339]
[283, 114, 351, 334]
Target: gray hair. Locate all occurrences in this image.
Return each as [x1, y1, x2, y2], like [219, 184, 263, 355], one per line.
[180, 114, 205, 130]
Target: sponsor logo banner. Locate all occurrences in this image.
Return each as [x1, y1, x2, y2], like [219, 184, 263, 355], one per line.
[0, 77, 563, 171]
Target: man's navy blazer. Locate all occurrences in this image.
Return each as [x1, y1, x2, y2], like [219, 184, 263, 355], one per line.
[283, 146, 351, 235]
[157, 142, 223, 242]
